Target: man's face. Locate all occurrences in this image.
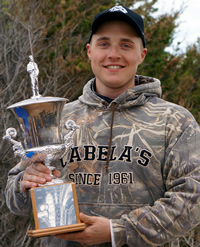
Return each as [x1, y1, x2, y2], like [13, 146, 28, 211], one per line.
[86, 20, 147, 98]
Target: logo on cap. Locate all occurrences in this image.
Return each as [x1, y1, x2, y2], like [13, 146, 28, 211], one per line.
[109, 6, 128, 14]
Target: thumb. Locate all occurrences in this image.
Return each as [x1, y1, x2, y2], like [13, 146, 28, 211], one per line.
[52, 169, 61, 178]
[79, 213, 94, 225]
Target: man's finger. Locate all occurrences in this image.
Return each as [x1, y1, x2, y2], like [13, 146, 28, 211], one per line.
[80, 213, 94, 225]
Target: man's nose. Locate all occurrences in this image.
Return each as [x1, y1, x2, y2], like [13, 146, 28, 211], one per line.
[108, 46, 121, 59]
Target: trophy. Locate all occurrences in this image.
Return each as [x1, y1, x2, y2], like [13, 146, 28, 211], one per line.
[3, 55, 86, 237]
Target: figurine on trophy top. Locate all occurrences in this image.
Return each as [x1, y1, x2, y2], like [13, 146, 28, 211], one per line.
[27, 55, 41, 99]
[3, 55, 79, 185]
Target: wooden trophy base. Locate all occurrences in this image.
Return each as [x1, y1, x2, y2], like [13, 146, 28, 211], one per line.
[28, 182, 86, 238]
[28, 223, 86, 237]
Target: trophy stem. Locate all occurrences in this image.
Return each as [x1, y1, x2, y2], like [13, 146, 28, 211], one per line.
[44, 154, 55, 176]
[42, 155, 64, 185]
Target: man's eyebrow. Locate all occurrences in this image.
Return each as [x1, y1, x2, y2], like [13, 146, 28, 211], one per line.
[95, 37, 136, 44]
[96, 37, 110, 42]
[120, 38, 135, 44]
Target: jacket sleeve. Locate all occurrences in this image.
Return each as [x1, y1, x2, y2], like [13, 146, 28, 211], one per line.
[111, 119, 200, 246]
[5, 160, 31, 216]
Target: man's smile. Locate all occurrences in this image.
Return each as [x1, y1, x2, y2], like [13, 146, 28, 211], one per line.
[104, 65, 125, 69]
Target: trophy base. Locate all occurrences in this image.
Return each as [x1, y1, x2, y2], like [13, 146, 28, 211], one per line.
[29, 182, 85, 238]
[27, 223, 86, 237]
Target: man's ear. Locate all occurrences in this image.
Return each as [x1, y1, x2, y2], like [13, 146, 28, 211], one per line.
[86, 43, 91, 60]
[139, 48, 147, 65]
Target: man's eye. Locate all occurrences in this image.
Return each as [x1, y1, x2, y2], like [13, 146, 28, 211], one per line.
[99, 43, 108, 47]
[122, 44, 131, 48]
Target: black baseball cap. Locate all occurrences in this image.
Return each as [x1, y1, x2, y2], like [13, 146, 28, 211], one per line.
[89, 5, 146, 47]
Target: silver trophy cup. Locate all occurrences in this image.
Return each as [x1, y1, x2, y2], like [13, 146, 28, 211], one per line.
[3, 55, 86, 237]
[3, 55, 78, 184]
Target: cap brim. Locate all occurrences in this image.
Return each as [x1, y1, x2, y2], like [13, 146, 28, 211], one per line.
[93, 12, 142, 37]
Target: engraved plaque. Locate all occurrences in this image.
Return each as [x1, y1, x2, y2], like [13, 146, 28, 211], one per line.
[28, 183, 86, 237]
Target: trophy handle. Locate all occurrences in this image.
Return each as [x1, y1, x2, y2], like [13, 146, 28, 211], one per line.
[3, 127, 28, 160]
[61, 120, 79, 159]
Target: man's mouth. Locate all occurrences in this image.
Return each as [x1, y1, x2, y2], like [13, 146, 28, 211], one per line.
[104, 65, 124, 69]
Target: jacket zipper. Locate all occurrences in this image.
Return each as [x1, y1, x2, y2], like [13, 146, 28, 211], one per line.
[105, 103, 116, 169]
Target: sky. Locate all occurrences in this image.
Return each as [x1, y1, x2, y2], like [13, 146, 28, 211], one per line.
[153, 0, 200, 53]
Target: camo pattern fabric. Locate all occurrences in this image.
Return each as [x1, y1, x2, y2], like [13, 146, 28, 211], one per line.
[5, 76, 200, 247]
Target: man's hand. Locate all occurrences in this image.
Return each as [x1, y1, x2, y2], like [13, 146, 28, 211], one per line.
[56, 213, 111, 245]
[20, 162, 61, 192]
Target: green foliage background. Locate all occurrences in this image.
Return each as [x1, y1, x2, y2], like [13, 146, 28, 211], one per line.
[0, 0, 200, 246]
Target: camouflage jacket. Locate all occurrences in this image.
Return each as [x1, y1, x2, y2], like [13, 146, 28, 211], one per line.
[5, 76, 200, 247]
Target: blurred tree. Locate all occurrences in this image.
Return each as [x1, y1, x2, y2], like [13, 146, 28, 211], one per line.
[137, 0, 180, 76]
[163, 41, 200, 123]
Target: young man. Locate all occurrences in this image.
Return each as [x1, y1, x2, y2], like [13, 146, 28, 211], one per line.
[5, 5, 200, 247]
